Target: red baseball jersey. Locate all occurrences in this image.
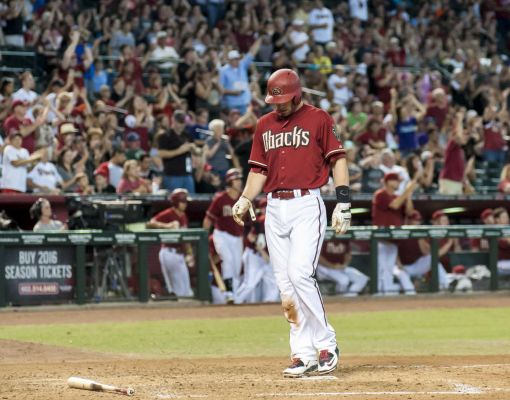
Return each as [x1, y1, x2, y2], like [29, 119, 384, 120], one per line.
[206, 191, 244, 236]
[498, 238, 510, 260]
[372, 188, 404, 227]
[248, 104, 345, 193]
[321, 239, 350, 265]
[398, 239, 425, 265]
[153, 207, 188, 251]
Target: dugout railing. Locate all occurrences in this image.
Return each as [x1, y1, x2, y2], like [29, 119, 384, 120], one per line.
[0, 225, 508, 308]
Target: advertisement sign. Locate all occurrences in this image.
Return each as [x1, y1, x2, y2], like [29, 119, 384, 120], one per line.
[3, 246, 75, 305]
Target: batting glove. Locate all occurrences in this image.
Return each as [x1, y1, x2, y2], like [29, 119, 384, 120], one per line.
[232, 196, 256, 226]
[331, 203, 351, 234]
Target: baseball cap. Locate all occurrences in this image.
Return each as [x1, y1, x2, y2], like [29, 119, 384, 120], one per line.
[156, 31, 168, 39]
[383, 172, 400, 182]
[227, 50, 241, 60]
[432, 210, 445, 220]
[11, 100, 27, 110]
[408, 210, 423, 221]
[126, 132, 140, 142]
[480, 208, 493, 220]
[60, 122, 79, 135]
[87, 127, 103, 139]
[292, 19, 305, 26]
[325, 41, 337, 50]
[94, 164, 109, 179]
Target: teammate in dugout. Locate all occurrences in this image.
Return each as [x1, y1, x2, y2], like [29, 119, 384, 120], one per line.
[231, 69, 351, 377]
[235, 198, 280, 304]
[316, 239, 369, 296]
[203, 168, 245, 302]
[146, 188, 194, 298]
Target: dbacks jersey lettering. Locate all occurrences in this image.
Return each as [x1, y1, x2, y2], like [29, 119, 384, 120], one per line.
[206, 192, 243, 236]
[248, 104, 345, 192]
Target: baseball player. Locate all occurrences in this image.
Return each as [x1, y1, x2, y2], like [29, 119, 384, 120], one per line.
[203, 168, 245, 301]
[471, 208, 494, 251]
[394, 210, 450, 293]
[231, 69, 351, 377]
[146, 188, 194, 298]
[431, 210, 461, 272]
[316, 239, 369, 296]
[235, 198, 280, 304]
[372, 172, 417, 294]
[492, 207, 510, 276]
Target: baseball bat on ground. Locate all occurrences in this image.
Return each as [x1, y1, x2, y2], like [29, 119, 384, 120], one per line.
[67, 377, 135, 396]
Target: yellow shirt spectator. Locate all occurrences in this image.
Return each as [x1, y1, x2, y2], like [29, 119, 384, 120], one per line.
[313, 55, 332, 74]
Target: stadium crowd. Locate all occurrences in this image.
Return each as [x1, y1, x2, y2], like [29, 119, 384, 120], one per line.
[0, 0, 509, 196]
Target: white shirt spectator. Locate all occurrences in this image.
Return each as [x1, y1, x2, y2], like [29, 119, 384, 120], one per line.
[27, 161, 63, 192]
[12, 88, 39, 105]
[349, 0, 368, 21]
[1, 145, 29, 192]
[379, 164, 410, 195]
[289, 30, 310, 62]
[151, 45, 180, 69]
[308, 6, 334, 43]
[328, 73, 351, 106]
[108, 162, 123, 189]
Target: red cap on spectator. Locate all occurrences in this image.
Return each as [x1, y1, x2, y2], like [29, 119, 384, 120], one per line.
[432, 210, 445, 220]
[408, 210, 423, 221]
[383, 172, 400, 182]
[480, 208, 493, 220]
[11, 100, 27, 110]
[94, 164, 109, 180]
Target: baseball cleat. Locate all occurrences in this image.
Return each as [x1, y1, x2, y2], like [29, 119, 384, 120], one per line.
[283, 358, 318, 378]
[318, 347, 339, 374]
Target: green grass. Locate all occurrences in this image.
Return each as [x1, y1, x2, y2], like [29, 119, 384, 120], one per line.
[0, 308, 508, 358]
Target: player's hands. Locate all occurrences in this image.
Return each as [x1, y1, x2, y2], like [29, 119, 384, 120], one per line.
[232, 196, 256, 226]
[331, 203, 351, 234]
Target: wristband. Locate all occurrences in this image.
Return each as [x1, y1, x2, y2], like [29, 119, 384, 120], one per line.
[335, 185, 351, 203]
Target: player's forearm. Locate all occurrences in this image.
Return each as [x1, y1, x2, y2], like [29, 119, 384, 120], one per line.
[241, 171, 267, 201]
[331, 158, 349, 187]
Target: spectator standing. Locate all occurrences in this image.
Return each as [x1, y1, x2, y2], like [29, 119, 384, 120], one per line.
[0, 132, 42, 193]
[204, 119, 239, 178]
[12, 71, 39, 109]
[439, 111, 468, 195]
[328, 66, 351, 108]
[379, 149, 410, 195]
[390, 89, 426, 157]
[27, 148, 64, 194]
[219, 38, 261, 114]
[3, 101, 47, 154]
[307, 0, 334, 46]
[156, 110, 197, 193]
[288, 19, 310, 63]
[3, 0, 26, 47]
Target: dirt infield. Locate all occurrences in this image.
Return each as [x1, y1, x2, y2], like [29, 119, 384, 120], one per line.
[1, 294, 510, 400]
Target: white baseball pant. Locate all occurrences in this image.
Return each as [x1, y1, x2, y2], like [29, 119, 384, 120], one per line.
[316, 264, 369, 295]
[398, 254, 451, 290]
[235, 248, 280, 304]
[211, 285, 227, 304]
[377, 241, 402, 294]
[158, 247, 193, 297]
[497, 260, 510, 276]
[212, 229, 243, 291]
[265, 190, 336, 363]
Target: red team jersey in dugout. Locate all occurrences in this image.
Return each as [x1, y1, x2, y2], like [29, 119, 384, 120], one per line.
[206, 192, 244, 236]
[248, 104, 345, 192]
[321, 239, 350, 265]
[153, 207, 188, 251]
